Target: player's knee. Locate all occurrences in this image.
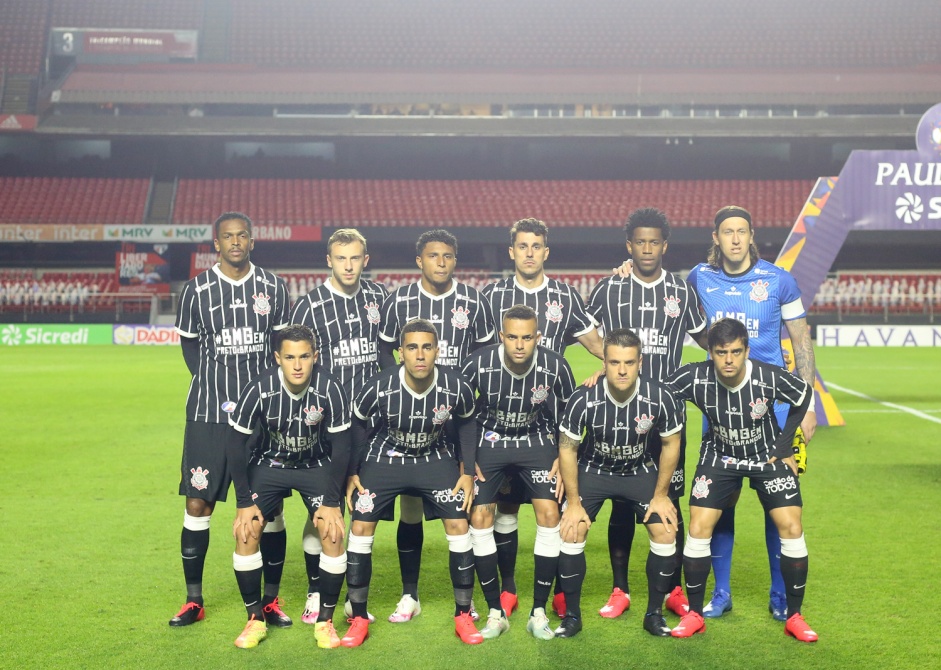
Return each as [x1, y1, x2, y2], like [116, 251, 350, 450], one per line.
[648, 525, 674, 546]
[533, 501, 560, 528]
[444, 518, 469, 537]
[185, 498, 213, 517]
[351, 521, 376, 538]
[470, 506, 494, 529]
[494, 510, 519, 534]
[775, 514, 803, 540]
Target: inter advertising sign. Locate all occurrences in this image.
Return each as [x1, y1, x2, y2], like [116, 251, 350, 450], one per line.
[0, 324, 112, 346]
[113, 324, 180, 345]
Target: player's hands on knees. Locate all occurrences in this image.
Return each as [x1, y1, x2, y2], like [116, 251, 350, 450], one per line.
[233, 504, 264, 544]
[581, 368, 604, 388]
[645, 494, 678, 534]
[613, 259, 632, 278]
[346, 475, 364, 513]
[560, 503, 590, 543]
[801, 411, 817, 443]
[314, 505, 345, 545]
[548, 458, 565, 502]
[453, 473, 475, 513]
[474, 463, 486, 482]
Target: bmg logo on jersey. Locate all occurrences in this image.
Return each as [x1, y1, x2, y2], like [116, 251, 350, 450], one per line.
[763, 476, 797, 494]
[215, 327, 264, 354]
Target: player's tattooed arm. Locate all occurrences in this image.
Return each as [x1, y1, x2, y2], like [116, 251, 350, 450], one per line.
[785, 317, 817, 441]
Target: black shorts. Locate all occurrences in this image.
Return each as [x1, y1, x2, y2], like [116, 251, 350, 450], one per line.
[352, 455, 467, 523]
[179, 421, 232, 502]
[474, 445, 558, 506]
[248, 465, 334, 521]
[574, 465, 663, 525]
[647, 429, 687, 498]
[689, 460, 802, 511]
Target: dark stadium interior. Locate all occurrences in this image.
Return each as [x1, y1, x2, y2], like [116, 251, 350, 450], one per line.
[1, 0, 940, 314]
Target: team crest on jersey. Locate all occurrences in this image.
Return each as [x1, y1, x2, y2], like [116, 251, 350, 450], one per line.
[451, 306, 471, 329]
[691, 475, 712, 499]
[252, 293, 271, 315]
[749, 397, 770, 420]
[663, 296, 681, 318]
[432, 404, 453, 425]
[531, 385, 550, 404]
[365, 301, 381, 325]
[303, 406, 324, 426]
[634, 414, 655, 434]
[545, 299, 565, 323]
[190, 467, 210, 491]
[354, 489, 377, 514]
[749, 280, 770, 303]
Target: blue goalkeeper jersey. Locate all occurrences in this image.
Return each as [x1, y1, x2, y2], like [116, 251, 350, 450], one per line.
[687, 259, 805, 368]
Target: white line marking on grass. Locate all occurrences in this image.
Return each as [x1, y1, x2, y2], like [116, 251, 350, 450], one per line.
[828, 382, 941, 426]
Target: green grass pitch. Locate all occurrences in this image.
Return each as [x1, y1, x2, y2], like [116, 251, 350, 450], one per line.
[2, 344, 939, 669]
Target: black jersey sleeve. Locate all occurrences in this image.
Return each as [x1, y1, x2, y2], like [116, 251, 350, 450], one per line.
[324, 428, 351, 507]
[225, 426, 255, 508]
[180, 335, 200, 376]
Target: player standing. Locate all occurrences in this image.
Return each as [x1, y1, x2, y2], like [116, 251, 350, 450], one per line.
[462, 305, 577, 640]
[685, 206, 817, 621]
[170, 212, 290, 627]
[666, 319, 817, 642]
[343, 319, 482, 646]
[587, 208, 706, 620]
[290, 228, 387, 624]
[481, 218, 603, 618]
[376, 229, 495, 623]
[226, 325, 351, 649]
[557, 329, 684, 638]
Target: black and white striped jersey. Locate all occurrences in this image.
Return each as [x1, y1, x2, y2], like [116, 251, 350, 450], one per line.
[289, 278, 388, 401]
[482, 276, 597, 354]
[175, 263, 290, 423]
[378, 281, 494, 367]
[587, 270, 706, 380]
[665, 360, 809, 464]
[560, 377, 683, 476]
[461, 344, 576, 446]
[353, 365, 475, 462]
[228, 365, 350, 468]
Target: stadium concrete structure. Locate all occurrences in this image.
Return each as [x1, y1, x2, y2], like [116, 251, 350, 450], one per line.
[1, 0, 940, 322]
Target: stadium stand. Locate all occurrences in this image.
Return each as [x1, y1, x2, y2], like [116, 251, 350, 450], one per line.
[0, 270, 115, 314]
[0, 177, 150, 224]
[172, 179, 813, 229]
[50, 0, 203, 31]
[228, 0, 941, 70]
[811, 273, 941, 317]
[0, 0, 49, 76]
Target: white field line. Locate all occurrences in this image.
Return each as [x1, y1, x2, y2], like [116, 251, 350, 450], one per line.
[828, 382, 941, 426]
